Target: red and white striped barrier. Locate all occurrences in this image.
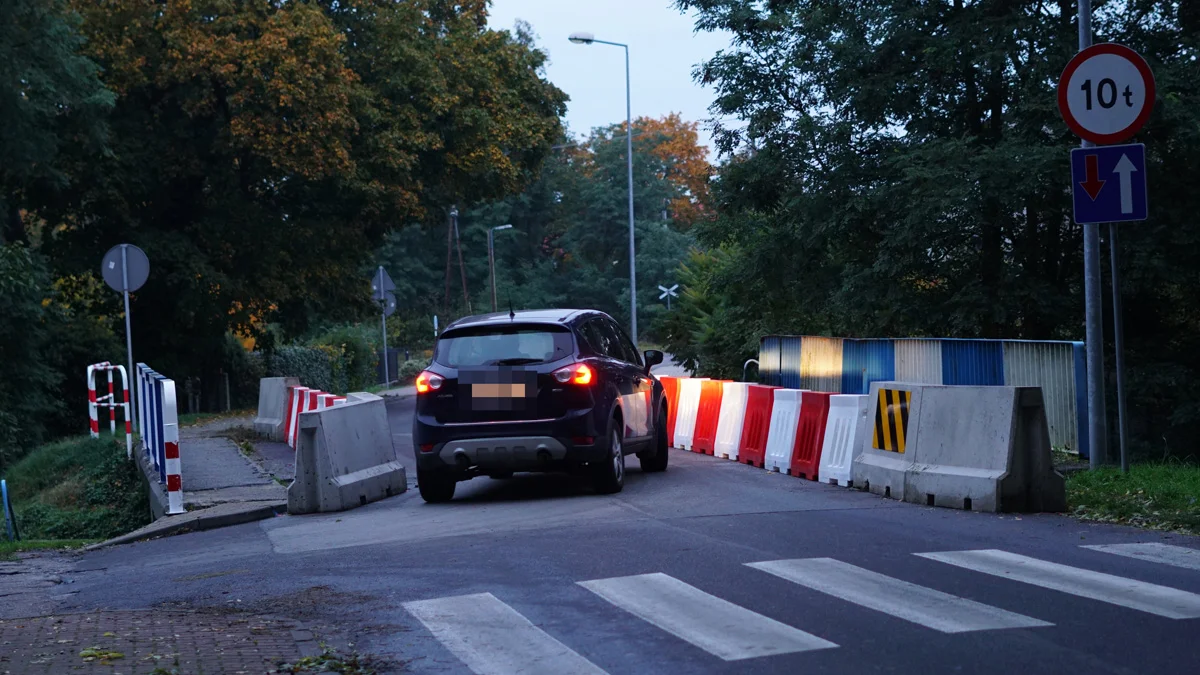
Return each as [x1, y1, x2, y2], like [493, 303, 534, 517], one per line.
[284, 386, 345, 448]
[136, 363, 184, 514]
[87, 361, 133, 459]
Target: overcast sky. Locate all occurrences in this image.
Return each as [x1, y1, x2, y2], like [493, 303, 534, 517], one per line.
[486, 0, 734, 157]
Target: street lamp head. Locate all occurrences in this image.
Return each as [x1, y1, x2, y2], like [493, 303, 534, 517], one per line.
[568, 31, 595, 45]
[495, 224, 513, 231]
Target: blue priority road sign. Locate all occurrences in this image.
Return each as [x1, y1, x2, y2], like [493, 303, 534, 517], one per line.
[1070, 143, 1148, 224]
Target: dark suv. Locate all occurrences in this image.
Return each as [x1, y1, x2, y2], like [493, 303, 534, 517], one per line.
[411, 309, 669, 503]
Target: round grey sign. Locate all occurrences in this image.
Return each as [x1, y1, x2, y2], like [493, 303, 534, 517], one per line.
[101, 244, 150, 293]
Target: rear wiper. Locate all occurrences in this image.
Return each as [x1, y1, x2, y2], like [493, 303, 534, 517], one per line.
[489, 357, 542, 366]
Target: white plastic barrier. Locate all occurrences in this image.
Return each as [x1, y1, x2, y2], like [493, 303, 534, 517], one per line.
[816, 395, 870, 487]
[673, 378, 705, 450]
[713, 382, 750, 460]
[764, 389, 802, 472]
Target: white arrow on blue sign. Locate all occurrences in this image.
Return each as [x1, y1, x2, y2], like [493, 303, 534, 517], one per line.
[1070, 143, 1148, 224]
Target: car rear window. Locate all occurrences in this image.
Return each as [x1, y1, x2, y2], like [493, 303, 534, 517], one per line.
[435, 324, 575, 367]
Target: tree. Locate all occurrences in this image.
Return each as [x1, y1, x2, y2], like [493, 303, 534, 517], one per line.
[677, 0, 1200, 455]
[0, 0, 112, 244]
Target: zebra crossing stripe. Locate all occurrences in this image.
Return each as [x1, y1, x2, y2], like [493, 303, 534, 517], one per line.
[403, 592, 607, 675]
[747, 558, 1051, 633]
[578, 572, 836, 661]
[1082, 543, 1200, 571]
[916, 549, 1200, 619]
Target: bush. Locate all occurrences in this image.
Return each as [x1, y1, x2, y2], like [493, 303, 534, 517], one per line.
[397, 358, 427, 384]
[310, 324, 379, 392]
[267, 345, 334, 392]
[3, 436, 149, 540]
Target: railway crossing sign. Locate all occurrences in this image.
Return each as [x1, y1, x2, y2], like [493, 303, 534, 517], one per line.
[658, 284, 678, 310]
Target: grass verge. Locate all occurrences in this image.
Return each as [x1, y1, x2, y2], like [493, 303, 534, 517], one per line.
[2, 435, 150, 541]
[0, 539, 98, 561]
[1067, 462, 1200, 534]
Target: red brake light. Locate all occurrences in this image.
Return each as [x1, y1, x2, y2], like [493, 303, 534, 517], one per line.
[416, 371, 443, 394]
[553, 363, 593, 386]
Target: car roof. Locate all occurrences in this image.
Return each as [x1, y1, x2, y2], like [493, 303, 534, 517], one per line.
[445, 309, 607, 331]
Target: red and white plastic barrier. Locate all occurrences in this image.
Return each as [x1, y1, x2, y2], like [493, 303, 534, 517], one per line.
[691, 380, 726, 455]
[764, 389, 803, 472]
[787, 392, 832, 480]
[672, 378, 706, 450]
[817, 395, 870, 487]
[87, 361, 133, 459]
[738, 385, 777, 468]
[714, 382, 750, 460]
[659, 376, 683, 448]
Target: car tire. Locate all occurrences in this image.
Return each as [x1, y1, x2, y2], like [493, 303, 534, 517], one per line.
[417, 468, 456, 503]
[639, 405, 669, 473]
[592, 416, 625, 494]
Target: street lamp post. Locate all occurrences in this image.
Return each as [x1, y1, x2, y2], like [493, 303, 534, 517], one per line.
[489, 224, 513, 312]
[569, 31, 638, 346]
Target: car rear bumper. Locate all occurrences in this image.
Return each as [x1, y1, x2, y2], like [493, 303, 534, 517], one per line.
[413, 409, 606, 476]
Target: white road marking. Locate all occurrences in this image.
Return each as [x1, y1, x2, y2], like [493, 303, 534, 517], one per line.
[917, 549, 1200, 619]
[578, 572, 836, 661]
[747, 558, 1051, 633]
[403, 592, 607, 675]
[1083, 543, 1200, 571]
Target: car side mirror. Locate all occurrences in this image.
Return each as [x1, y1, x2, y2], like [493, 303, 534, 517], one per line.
[644, 349, 664, 370]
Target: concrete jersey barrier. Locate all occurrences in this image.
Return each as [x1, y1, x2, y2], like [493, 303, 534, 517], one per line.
[853, 381, 1065, 512]
[254, 377, 300, 441]
[288, 392, 408, 514]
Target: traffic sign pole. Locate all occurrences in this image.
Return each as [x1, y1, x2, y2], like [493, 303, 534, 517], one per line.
[121, 245, 136, 430]
[1077, 0, 1107, 470]
[1109, 224, 1129, 473]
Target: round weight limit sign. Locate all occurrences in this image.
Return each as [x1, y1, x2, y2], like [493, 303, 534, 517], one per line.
[1058, 43, 1155, 145]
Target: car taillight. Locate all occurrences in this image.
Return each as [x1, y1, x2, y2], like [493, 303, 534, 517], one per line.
[553, 363, 593, 385]
[416, 371, 444, 394]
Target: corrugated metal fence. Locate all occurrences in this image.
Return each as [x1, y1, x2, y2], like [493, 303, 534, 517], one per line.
[759, 336, 1088, 458]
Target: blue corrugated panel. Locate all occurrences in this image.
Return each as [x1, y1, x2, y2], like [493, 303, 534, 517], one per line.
[1073, 342, 1089, 459]
[780, 336, 803, 389]
[840, 339, 896, 394]
[941, 340, 1004, 385]
[758, 336, 782, 386]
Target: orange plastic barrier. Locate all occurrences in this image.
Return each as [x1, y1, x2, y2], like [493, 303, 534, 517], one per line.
[692, 380, 727, 455]
[738, 385, 777, 468]
[788, 392, 832, 480]
[660, 376, 682, 447]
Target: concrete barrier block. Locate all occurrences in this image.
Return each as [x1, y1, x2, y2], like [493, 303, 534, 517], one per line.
[852, 382, 922, 500]
[905, 385, 1065, 513]
[254, 377, 300, 441]
[288, 393, 407, 514]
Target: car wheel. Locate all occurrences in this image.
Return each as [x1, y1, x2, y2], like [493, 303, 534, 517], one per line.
[592, 417, 625, 494]
[639, 405, 669, 473]
[417, 468, 456, 503]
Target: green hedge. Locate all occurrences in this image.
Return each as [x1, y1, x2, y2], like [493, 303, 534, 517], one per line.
[265, 324, 380, 394]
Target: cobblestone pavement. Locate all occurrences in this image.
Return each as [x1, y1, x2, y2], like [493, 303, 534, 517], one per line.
[0, 610, 315, 675]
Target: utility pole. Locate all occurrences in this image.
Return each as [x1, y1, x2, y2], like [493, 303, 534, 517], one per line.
[452, 207, 471, 314]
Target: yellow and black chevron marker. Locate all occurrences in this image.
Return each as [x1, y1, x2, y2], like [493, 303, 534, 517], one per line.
[872, 388, 912, 453]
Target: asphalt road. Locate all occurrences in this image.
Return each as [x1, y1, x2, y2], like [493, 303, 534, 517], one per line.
[29, 394, 1200, 674]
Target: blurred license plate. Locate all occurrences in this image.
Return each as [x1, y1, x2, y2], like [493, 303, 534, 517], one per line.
[472, 383, 526, 398]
